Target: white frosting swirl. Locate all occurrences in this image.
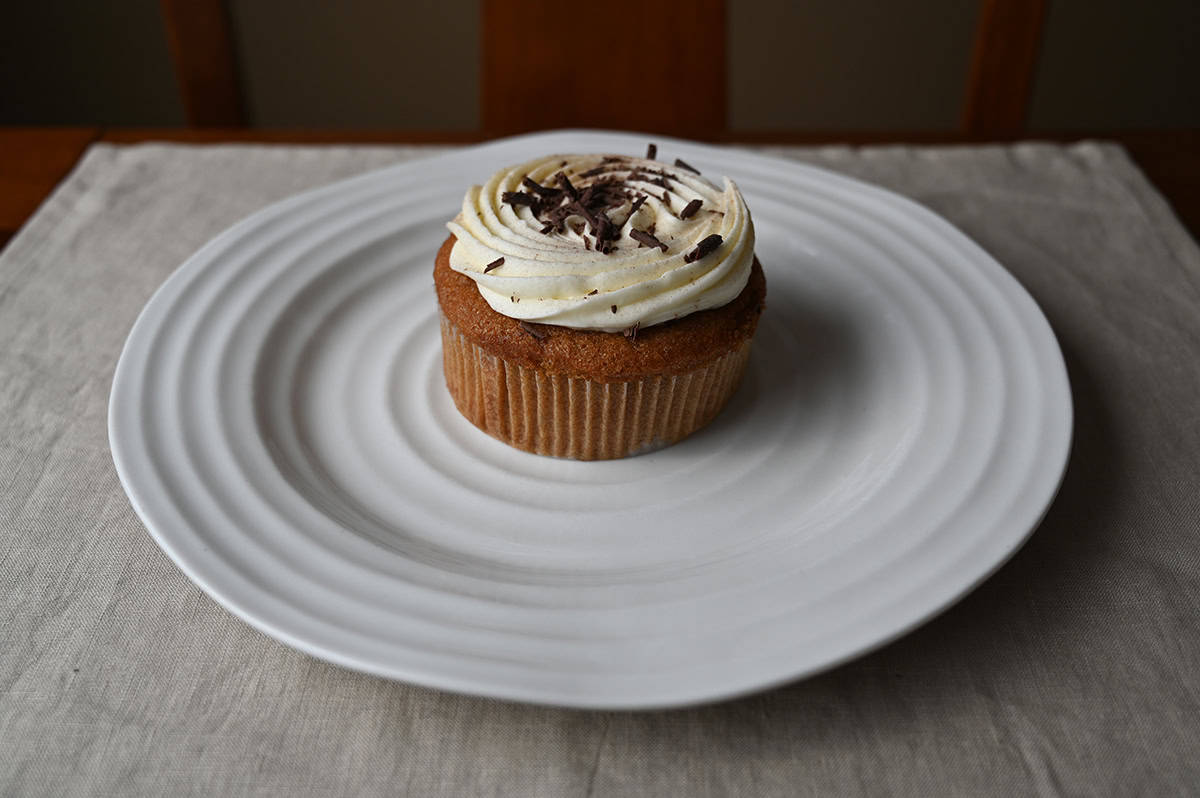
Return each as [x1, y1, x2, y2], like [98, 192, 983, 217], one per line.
[446, 153, 755, 332]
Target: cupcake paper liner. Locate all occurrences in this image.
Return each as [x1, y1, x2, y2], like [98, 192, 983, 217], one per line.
[439, 315, 752, 460]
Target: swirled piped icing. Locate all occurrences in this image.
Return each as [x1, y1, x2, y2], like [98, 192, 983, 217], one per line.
[446, 153, 755, 332]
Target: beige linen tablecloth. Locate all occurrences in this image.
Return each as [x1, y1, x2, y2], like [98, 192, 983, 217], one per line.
[2, 142, 1198, 796]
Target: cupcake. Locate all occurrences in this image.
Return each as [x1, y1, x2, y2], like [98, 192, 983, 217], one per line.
[434, 148, 765, 459]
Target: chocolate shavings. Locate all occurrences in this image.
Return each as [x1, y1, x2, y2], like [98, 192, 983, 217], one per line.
[518, 160, 671, 255]
[579, 183, 597, 208]
[573, 201, 598, 229]
[555, 171, 579, 201]
[587, 288, 598, 295]
[501, 191, 541, 216]
[519, 320, 547, 340]
[522, 177, 560, 198]
[630, 228, 668, 252]
[646, 143, 657, 160]
[623, 321, 640, 340]
[593, 214, 615, 254]
[684, 234, 723, 263]
[611, 304, 618, 314]
[674, 158, 700, 175]
[484, 257, 505, 272]
[679, 199, 702, 219]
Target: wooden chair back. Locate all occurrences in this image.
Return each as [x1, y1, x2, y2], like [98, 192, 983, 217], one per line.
[161, 0, 1048, 138]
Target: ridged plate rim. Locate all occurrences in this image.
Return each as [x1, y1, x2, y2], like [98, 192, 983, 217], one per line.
[109, 130, 1072, 709]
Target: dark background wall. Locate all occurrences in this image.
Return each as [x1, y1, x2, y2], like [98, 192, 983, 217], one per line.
[2, 0, 1197, 130]
[1029, 0, 1200, 129]
[2, 1, 185, 126]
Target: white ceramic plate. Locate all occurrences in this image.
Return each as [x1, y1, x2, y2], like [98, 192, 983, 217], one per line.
[109, 130, 1071, 709]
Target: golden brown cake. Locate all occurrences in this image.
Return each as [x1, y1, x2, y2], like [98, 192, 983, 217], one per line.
[434, 150, 766, 459]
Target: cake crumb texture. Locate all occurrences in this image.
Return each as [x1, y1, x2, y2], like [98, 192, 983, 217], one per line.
[434, 235, 765, 382]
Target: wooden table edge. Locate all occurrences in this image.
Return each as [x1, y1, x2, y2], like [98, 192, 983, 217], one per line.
[2, 127, 1196, 250]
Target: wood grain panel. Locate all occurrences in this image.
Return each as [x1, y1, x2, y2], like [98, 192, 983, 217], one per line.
[962, 0, 1048, 136]
[482, 0, 726, 136]
[0, 128, 99, 249]
[160, 0, 245, 127]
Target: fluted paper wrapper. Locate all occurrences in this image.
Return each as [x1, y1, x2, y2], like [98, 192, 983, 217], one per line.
[440, 316, 752, 460]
